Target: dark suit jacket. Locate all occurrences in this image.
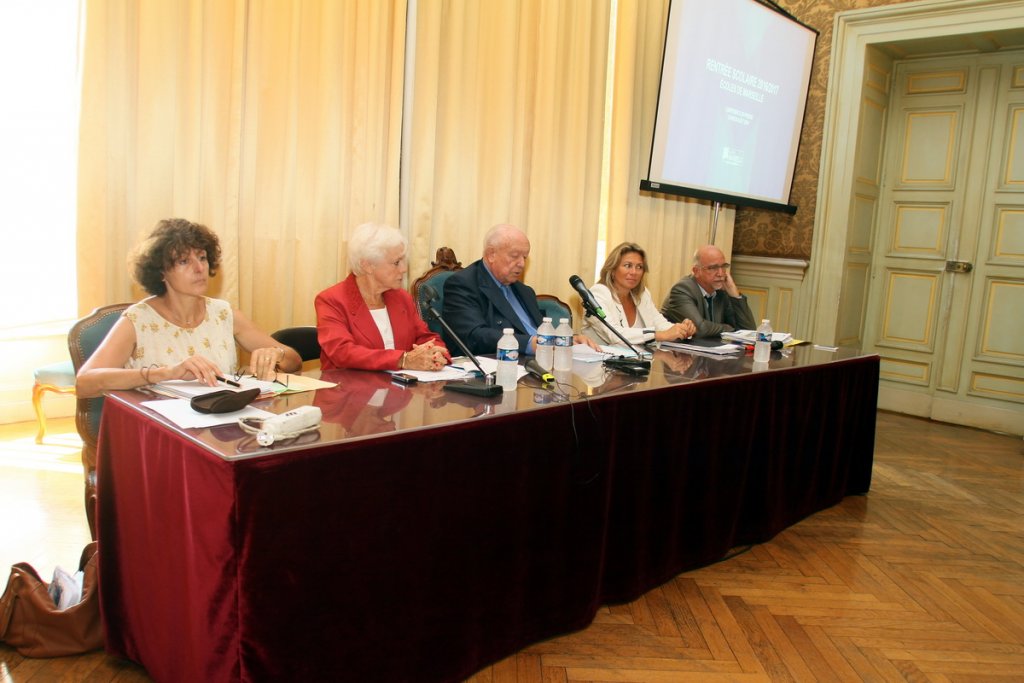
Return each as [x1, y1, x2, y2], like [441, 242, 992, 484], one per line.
[661, 274, 756, 338]
[442, 259, 543, 355]
[315, 273, 445, 371]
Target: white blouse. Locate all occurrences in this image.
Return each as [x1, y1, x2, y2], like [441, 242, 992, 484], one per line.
[581, 283, 674, 346]
[369, 307, 396, 350]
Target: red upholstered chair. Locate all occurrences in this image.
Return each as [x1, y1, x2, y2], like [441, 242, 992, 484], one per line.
[68, 303, 131, 539]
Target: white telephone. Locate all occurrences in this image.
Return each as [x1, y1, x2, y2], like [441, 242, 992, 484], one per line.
[240, 405, 322, 446]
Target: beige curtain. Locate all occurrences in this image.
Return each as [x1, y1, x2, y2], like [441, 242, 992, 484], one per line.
[405, 0, 611, 308]
[76, 0, 406, 331]
[604, 0, 733, 306]
[77, 0, 725, 332]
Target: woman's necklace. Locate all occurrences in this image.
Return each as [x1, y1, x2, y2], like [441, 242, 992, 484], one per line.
[616, 287, 637, 326]
[163, 299, 204, 328]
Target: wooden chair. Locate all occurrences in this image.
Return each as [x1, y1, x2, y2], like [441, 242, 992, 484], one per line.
[271, 326, 321, 363]
[31, 359, 76, 444]
[409, 247, 463, 337]
[68, 303, 131, 539]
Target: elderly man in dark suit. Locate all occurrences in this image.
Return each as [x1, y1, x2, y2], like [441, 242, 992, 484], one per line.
[661, 244, 756, 338]
[443, 224, 598, 356]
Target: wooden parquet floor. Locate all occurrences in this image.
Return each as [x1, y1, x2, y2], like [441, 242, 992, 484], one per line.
[2, 411, 1021, 682]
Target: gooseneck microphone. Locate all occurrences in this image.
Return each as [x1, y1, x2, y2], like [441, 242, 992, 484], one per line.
[419, 284, 503, 397]
[569, 275, 606, 320]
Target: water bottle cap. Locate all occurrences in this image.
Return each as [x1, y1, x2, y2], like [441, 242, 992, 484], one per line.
[761, 319, 770, 324]
[503, 328, 513, 334]
[559, 318, 568, 323]
[542, 317, 551, 322]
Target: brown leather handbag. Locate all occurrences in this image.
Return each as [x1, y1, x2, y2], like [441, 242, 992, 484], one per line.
[0, 542, 103, 657]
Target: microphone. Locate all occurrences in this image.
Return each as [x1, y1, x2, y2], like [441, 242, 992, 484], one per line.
[421, 283, 440, 303]
[569, 275, 606, 320]
[419, 284, 503, 397]
[524, 358, 555, 384]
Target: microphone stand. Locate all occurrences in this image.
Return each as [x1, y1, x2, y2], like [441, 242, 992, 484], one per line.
[581, 302, 651, 374]
[421, 298, 503, 397]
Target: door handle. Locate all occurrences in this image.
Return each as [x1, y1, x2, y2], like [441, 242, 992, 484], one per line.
[945, 260, 973, 273]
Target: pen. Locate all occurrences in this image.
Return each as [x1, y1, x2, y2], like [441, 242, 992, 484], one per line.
[216, 375, 241, 387]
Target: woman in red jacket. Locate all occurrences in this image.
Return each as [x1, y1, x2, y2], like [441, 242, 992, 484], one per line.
[315, 223, 449, 371]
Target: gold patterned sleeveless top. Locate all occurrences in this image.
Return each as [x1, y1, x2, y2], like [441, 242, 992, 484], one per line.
[123, 297, 237, 373]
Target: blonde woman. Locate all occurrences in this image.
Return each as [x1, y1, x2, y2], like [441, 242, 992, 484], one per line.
[582, 242, 696, 346]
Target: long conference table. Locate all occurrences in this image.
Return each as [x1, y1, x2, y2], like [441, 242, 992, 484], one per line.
[96, 345, 878, 682]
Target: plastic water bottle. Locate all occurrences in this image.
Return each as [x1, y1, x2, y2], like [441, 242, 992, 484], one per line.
[754, 318, 772, 363]
[535, 317, 555, 371]
[553, 318, 573, 372]
[496, 328, 519, 390]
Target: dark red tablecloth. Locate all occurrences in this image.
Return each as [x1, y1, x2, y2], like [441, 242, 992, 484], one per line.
[97, 352, 877, 682]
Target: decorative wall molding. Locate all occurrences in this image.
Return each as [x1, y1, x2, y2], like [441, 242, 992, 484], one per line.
[731, 255, 809, 282]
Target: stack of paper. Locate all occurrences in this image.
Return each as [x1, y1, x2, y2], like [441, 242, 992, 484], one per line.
[660, 339, 744, 356]
[721, 330, 793, 345]
[153, 378, 279, 399]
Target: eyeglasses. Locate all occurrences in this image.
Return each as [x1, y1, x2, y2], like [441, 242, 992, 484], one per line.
[700, 263, 731, 273]
[233, 368, 289, 390]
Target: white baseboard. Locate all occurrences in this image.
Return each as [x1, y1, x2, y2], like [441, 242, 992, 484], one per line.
[879, 384, 1023, 437]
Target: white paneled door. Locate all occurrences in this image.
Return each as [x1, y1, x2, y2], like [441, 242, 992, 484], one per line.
[864, 53, 1024, 435]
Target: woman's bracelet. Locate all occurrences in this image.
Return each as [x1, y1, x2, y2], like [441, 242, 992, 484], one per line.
[140, 364, 159, 385]
[399, 352, 407, 370]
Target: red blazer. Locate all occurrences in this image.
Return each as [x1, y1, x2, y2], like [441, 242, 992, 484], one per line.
[315, 273, 447, 371]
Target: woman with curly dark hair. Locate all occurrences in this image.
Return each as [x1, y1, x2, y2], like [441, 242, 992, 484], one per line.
[76, 218, 301, 398]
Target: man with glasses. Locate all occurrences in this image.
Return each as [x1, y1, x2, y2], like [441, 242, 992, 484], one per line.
[661, 244, 755, 338]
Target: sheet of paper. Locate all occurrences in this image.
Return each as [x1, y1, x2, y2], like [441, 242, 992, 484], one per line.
[446, 356, 532, 381]
[141, 399, 275, 429]
[277, 374, 337, 393]
[392, 364, 476, 382]
[451, 356, 527, 381]
[569, 344, 615, 363]
[599, 344, 652, 359]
